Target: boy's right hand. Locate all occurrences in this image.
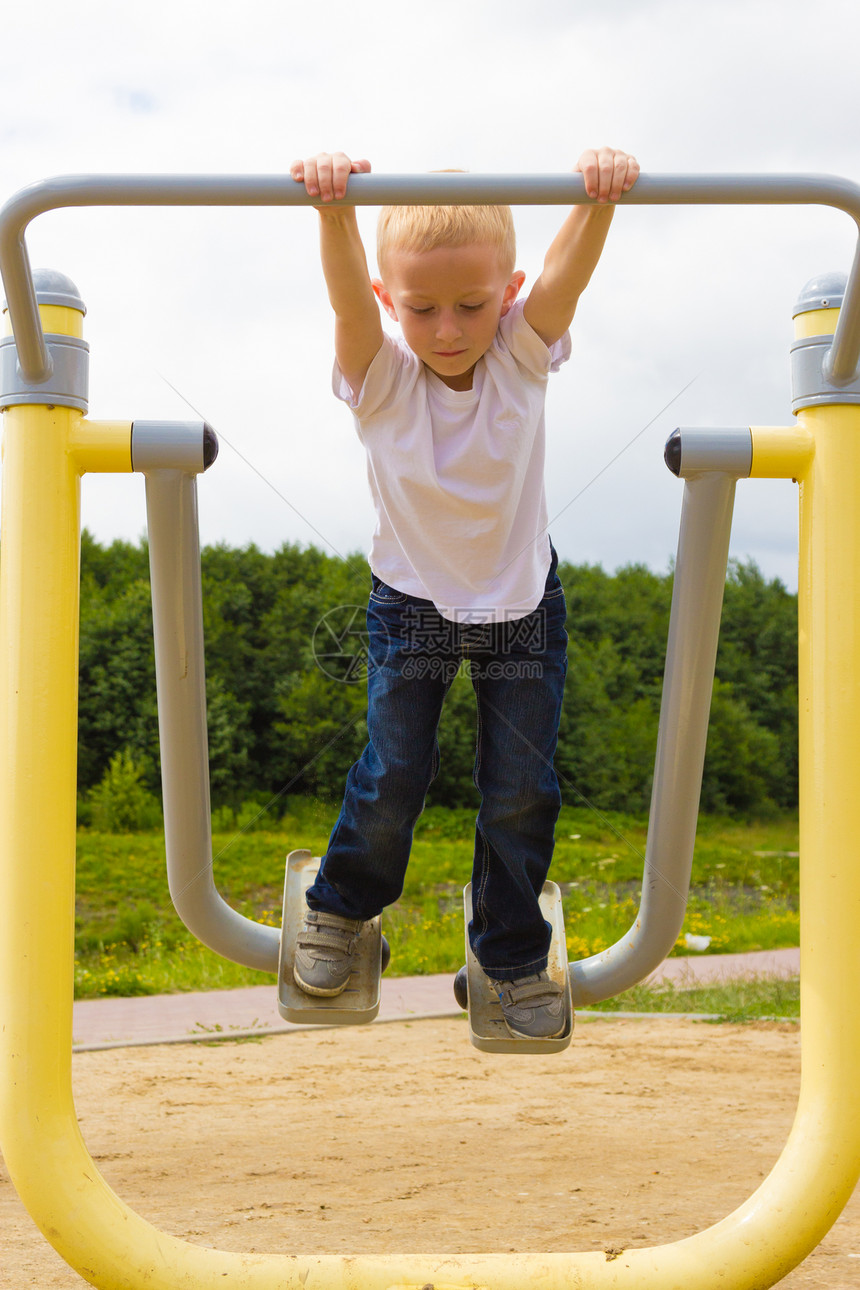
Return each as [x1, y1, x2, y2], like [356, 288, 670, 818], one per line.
[289, 152, 383, 398]
[290, 152, 371, 204]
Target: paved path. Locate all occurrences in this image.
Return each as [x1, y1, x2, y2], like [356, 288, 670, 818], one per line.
[72, 947, 800, 1052]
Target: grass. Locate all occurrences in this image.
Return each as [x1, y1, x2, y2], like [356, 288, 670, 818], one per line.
[73, 802, 800, 1004]
[583, 975, 800, 1022]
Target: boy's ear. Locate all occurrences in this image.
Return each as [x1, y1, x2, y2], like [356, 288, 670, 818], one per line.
[500, 270, 526, 317]
[372, 279, 398, 321]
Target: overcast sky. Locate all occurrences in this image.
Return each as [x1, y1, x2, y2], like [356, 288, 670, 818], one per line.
[3, 0, 860, 592]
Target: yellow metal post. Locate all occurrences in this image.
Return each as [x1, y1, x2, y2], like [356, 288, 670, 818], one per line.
[1, 287, 859, 1289]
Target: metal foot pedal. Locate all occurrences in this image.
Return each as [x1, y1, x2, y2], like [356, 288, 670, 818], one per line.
[461, 880, 573, 1054]
[278, 849, 382, 1025]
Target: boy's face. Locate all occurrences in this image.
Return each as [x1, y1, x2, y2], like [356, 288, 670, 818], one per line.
[373, 245, 525, 391]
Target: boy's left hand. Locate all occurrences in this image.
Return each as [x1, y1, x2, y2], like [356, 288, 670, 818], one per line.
[575, 147, 639, 204]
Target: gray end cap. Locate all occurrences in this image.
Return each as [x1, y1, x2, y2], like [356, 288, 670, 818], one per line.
[664, 429, 682, 476]
[202, 423, 219, 470]
[132, 420, 213, 474]
[33, 268, 86, 313]
[793, 271, 846, 317]
[3, 268, 87, 316]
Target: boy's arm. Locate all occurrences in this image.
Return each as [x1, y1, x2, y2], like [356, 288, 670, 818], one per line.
[523, 147, 639, 348]
[290, 152, 384, 398]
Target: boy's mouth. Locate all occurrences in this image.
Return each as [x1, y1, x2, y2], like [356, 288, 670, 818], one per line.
[434, 349, 467, 357]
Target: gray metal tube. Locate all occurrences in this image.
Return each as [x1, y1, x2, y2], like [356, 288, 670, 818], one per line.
[146, 451, 740, 994]
[144, 467, 279, 973]
[3, 171, 860, 384]
[569, 468, 739, 1006]
[824, 246, 860, 383]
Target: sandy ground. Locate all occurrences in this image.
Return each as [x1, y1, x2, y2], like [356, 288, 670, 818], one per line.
[2, 1015, 858, 1288]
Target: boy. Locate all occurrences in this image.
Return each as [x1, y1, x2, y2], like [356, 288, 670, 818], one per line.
[289, 147, 638, 1038]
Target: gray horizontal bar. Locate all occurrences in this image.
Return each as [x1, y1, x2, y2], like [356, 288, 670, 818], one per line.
[131, 419, 211, 473]
[3, 170, 860, 386]
[6, 170, 860, 212]
[668, 427, 753, 478]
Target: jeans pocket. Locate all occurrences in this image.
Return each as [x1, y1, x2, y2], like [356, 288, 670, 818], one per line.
[369, 576, 408, 606]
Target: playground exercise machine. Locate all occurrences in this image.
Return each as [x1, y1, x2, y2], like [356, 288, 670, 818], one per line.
[1, 170, 859, 1286]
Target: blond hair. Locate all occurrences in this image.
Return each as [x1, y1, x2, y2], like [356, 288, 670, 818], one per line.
[376, 171, 516, 278]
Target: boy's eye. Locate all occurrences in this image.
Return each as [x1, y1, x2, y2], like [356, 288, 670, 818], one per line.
[461, 302, 486, 312]
[408, 305, 434, 315]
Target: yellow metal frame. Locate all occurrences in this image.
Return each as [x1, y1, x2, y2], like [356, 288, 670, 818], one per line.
[1, 303, 859, 1289]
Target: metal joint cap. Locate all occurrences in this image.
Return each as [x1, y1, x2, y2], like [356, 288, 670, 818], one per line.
[664, 427, 752, 478]
[0, 333, 89, 411]
[791, 272, 860, 399]
[131, 420, 219, 474]
[1, 267, 86, 317]
[792, 270, 846, 316]
[791, 336, 860, 409]
[0, 269, 88, 411]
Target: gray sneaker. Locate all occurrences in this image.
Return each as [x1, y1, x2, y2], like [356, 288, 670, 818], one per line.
[489, 971, 566, 1039]
[293, 909, 363, 997]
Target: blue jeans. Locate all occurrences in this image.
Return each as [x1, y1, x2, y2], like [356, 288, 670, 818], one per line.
[307, 546, 568, 980]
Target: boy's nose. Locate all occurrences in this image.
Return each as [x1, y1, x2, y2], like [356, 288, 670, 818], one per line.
[436, 312, 462, 341]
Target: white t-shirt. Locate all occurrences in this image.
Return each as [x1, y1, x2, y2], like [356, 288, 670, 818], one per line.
[333, 299, 571, 623]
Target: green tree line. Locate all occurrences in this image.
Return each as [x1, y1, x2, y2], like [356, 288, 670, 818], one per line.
[76, 532, 798, 822]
